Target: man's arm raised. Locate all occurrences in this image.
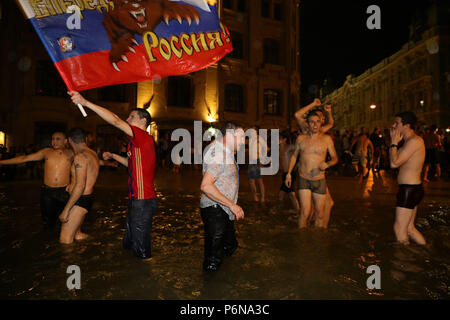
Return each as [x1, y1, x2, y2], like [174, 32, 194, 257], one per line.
[321, 104, 334, 133]
[68, 91, 132, 137]
[0, 148, 47, 165]
[389, 128, 419, 169]
[294, 98, 321, 129]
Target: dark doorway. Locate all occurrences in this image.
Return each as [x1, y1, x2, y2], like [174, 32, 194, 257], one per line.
[34, 122, 67, 148]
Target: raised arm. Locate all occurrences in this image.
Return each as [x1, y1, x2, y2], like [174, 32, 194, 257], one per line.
[0, 148, 47, 165]
[68, 91, 133, 137]
[321, 104, 334, 133]
[59, 154, 87, 223]
[200, 172, 244, 220]
[295, 98, 321, 129]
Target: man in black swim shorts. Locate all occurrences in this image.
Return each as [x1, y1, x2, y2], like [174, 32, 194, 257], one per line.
[390, 112, 427, 245]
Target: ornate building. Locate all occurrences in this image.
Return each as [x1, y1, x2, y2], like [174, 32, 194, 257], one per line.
[0, 0, 300, 150]
[323, 3, 449, 131]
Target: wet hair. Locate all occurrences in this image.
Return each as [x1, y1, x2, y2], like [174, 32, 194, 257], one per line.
[395, 111, 418, 130]
[220, 121, 243, 136]
[306, 110, 321, 122]
[68, 127, 87, 144]
[131, 108, 152, 128]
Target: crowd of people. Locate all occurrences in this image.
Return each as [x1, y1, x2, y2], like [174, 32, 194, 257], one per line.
[0, 91, 448, 273]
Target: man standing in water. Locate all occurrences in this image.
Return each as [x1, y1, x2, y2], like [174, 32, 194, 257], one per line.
[0, 132, 73, 228]
[69, 91, 157, 260]
[389, 112, 426, 245]
[285, 111, 338, 228]
[200, 122, 245, 272]
[350, 127, 374, 182]
[59, 128, 99, 244]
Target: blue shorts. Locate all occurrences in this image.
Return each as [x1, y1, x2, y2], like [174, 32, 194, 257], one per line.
[248, 164, 261, 179]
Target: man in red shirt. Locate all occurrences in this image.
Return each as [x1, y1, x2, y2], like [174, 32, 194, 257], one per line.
[69, 91, 157, 260]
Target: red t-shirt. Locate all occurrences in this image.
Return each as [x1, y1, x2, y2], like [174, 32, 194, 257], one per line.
[127, 125, 156, 200]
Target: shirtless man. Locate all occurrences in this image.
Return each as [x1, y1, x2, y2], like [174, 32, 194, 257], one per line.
[389, 112, 426, 245]
[294, 99, 335, 225]
[350, 127, 374, 182]
[59, 128, 99, 244]
[278, 131, 299, 211]
[285, 111, 338, 228]
[0, 132, 73, 227]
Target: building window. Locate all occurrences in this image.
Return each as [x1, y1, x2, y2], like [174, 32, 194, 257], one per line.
[273, 2, 283, 20]
[261, 0, 270, 18]
[264, 89, 282, 115]
[263, 39, 281, 65]
[225, 84, 245, 113]
[223, 0, 232, 9]
[35, 60, 66, 97]
[228, 31, 244, 59]
[98, 84, 129, 102]
[167, 76, 193, 108]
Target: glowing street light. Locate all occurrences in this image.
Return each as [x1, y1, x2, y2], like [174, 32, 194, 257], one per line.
[370, 104, 376, 110]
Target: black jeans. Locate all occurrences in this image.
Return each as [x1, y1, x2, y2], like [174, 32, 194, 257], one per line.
[123, 198, 157, 259]
[40, 185, 69, 227]
[200, 205, 238, 268]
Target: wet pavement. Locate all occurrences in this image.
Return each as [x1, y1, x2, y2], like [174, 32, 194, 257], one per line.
[0, 167, 449, 300]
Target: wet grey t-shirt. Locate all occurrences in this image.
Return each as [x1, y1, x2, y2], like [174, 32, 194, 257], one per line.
[200, 141, 239, 221]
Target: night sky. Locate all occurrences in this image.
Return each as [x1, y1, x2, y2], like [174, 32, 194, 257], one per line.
[300, 0, 433, 101]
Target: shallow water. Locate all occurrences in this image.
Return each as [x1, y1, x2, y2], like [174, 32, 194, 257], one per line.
[0, 168, 449, 299]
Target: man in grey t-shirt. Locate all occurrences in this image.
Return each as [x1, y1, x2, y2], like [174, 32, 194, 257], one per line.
[200, 122, 245, 272]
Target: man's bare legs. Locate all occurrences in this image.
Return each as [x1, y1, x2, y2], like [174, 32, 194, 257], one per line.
[312, 193, 327, 228]
[423, 164, 430, 182]
[394, 206, 426, 245]
[407, 207, 426, 245]
[249, 179, 259, 201]
[298, 190, 312, 228]
[60, 206, 88, 244]
[289, 192, 300, 211]
[258, 178, 265, 203]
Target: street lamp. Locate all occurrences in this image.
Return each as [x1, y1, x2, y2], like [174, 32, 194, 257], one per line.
[370, 104, 376, 110]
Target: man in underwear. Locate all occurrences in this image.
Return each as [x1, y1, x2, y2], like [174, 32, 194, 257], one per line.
[200, 122, 245, 271]
[285, 111, 338, 228]
[350, 127, 374, 182]
[69, 91, 157, 261]
[389, 112, 426, 245]
[0, 132, 73, 228]
[59, 128, 99, 244]
[248, 127, 266, 203]
[278, 131, 300, 211]
[294, 98, 335, 226]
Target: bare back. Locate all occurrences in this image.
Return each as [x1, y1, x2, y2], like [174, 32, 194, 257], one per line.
[398, 136, 426, 185]
[296, 134, 330, 180]
[69, 147, 99, 195]
[43, 148, 73, 187]
[355, 135, 369, 155]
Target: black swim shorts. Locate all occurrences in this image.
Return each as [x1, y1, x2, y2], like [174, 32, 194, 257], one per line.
[74, 194, 94, 211]
[396, 184, 424, 209]
[298, 176, 327, 195]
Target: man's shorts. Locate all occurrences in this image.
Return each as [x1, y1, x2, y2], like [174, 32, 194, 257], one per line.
[280, 172, 296, 193]
[425, 148, 439, 165]
[74, 194, 95, 211]
[298, 176, 327, 195]
[396, 184, 424, 209]
[355, 152, 368, 167]
[248, 164, 261, 179]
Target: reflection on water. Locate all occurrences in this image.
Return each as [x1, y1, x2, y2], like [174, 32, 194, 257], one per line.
[0, 169, 449, 299]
